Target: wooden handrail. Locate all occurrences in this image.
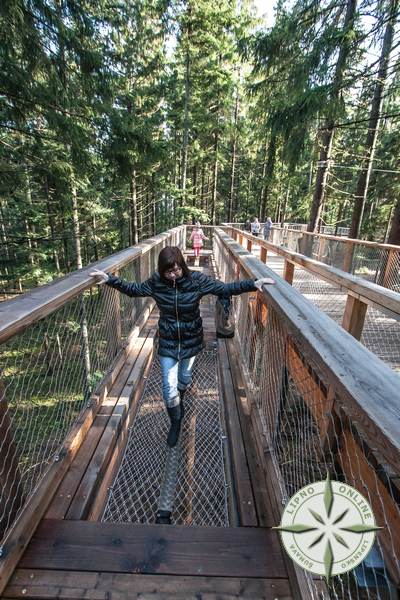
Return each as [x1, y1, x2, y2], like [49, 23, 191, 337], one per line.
[228, 227, 400, 317]
[0, 227, 185, 345]
[215, 229, 400, 472]
[225, 222, 400, 250]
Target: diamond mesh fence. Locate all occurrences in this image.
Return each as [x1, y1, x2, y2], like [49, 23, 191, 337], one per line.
[102, 347, 229, 527]
[214, 230, 400, 600]
[0, 227, 185, 546]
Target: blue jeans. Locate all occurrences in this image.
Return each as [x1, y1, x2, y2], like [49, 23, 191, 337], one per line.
[159, 355, 196, 408]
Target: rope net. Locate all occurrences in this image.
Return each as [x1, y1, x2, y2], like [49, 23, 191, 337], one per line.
[0, 229, 184, 547]
[102, 347, 229, 527]
[214, 232, 400, 600]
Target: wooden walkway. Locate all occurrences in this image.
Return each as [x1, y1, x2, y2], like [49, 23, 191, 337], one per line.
[3, 256, 296, 600]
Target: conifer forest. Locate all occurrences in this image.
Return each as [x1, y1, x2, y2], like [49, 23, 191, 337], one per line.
[1, 0, 400, 293]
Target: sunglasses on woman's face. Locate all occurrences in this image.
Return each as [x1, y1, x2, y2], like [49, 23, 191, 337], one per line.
[165, 266, 183, 276]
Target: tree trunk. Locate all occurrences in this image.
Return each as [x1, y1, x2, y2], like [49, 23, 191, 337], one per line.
[349, 0, 398, 239]
[129, 169, 139, 245]
[387, 198, 400, 245]
[260, 136, 277, 221]
[45, 178, 61, 272]
[200, 163, 206, 210]
[211, 133, 219, 225]
[259, 141, 268, 220]
[0, 200, 10, 277]
[24, 166, 35, 266]
[151, 173, 156, 236]
[228, 92, 239, 222]
[308, 0, 357, 232]
[181, 48, 190, 203]
[71, 178, 83, 269]
[281, 186, 290, 227]
[192, 164, 197, 205]
[92, 214, 99, 261]
[70, 173, 92, 399]
[308, 127, 334, 232]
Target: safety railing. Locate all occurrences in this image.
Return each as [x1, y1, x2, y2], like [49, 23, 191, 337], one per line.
[224, 223, 400, 291]
[0, 226, 186, 592]
[227, 227, 400, 373]
[272, 226, 399, 291]
[214, 228, 400, 599]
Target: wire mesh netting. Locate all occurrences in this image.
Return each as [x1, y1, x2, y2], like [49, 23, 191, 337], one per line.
[214, 231, 400, 600]
[0, 228, 185, 546]
[233, 230, 400, 373]
[102, 347, 229, 527]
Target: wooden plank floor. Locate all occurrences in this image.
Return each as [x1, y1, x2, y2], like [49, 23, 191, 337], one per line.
[4, 256, 294, 600]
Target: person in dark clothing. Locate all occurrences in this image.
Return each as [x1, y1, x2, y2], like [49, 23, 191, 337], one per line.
[90, 246, 274, 447]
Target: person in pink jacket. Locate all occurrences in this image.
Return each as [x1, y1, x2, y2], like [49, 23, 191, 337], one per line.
[190, 222, 209, 263]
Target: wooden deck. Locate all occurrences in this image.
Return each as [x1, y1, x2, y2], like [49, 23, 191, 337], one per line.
[3, 257, 296, 600]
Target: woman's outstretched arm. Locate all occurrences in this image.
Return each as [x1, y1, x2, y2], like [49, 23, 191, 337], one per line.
[89, 268, 153, 297]
[197, 272, 275, 297]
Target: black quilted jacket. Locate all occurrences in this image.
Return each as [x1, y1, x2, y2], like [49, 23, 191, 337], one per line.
[106, 270, 256, 359]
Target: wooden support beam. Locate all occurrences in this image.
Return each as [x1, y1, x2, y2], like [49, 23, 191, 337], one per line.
[247, 238, 252, 252]
[283, 260, 295, 285]
[260, 245, 267, 263]
[342, 295, 368, 340]
[217, 340, 258, 526]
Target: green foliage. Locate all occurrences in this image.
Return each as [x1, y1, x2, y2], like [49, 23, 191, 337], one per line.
[1, 0, 399, 296]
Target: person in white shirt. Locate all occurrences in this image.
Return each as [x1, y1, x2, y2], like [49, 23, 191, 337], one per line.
[251, 217, 261, 236]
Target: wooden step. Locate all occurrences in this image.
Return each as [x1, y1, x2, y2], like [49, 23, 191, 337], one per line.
[4, 568, 293, 599]
[19, 520, 288, 579]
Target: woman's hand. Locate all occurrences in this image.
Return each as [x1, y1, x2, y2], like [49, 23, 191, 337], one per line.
[89, 268, 109, 284]
[254, 277, 276, 290]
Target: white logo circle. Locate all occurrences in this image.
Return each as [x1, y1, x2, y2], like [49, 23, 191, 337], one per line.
[276, 476, 380, 581]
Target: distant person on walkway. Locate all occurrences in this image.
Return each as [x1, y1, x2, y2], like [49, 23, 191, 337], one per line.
[251, 217, 261, 237]
[90, 246, 274, 449]
[245, 219, 251, 232]
[190, 222, 208, 265]
[263, 217, 273, 241]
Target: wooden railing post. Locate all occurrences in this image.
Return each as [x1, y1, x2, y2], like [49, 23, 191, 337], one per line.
[0, 378, 25, 540]
[260, 245, 267, 263]
[283, 260, 295, 284]
[343, 242, 354, 273]
[238, 233, 243, 246]
[246, 238, 252, 252]
[342, 295, 368, 340]
[317, 237, 326, 262]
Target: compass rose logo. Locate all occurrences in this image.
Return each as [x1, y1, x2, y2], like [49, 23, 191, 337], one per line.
[275, 475, 381, 582]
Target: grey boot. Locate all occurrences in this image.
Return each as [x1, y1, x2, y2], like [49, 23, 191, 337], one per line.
[166, 402, 183, 447]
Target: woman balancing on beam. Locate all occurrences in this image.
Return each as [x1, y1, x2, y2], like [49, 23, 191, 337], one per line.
[90, 246, 275, 448]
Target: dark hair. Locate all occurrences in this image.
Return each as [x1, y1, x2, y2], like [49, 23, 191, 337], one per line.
[158, 246, 190, 279]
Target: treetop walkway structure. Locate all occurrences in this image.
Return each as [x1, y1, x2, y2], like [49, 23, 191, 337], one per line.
[0, 226, 399, 600]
